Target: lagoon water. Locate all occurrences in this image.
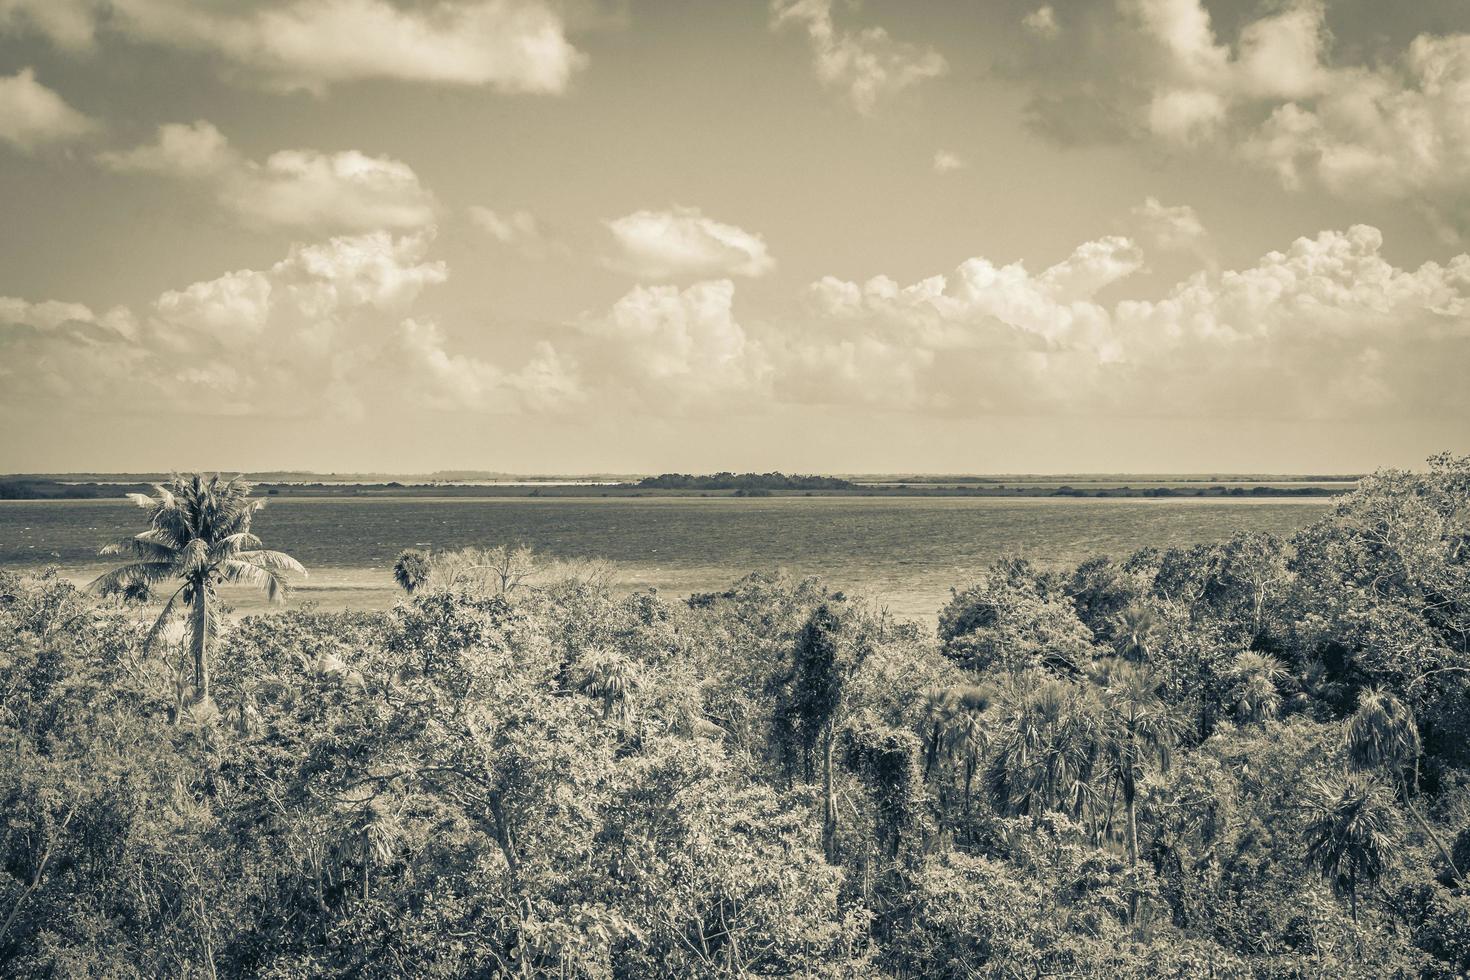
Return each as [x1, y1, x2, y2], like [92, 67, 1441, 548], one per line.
[0, 496, 1332, 623]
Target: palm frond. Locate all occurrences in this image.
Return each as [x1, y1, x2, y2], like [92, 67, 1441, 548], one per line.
[221, 560, 289, 603]
[144, 585, 188, 652]
[88, 561, 176, 596]
[235, 549, 306, 576]
[209, 531, 263, 562]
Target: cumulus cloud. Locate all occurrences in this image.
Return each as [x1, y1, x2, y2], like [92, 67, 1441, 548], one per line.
[99, 121, 437, 231]
[2, 0, 586, 94]
[778, 224, 1470, 420]
[770, 0, 947, 113]
[606, 206, 775, 279]
[0, 230, 576, 418]
[1131, 196, 1208, 253]
[0, 67, 95, 151]
[1242, 35, 1470, 226]
[97, 119, 234, 177]
[7, 216, 1466, 427]
[468, 205, 566, 259]
[575, 279, 770, 408]
[1014, 0, 1470, 226]
[1023, 5, 1059, 41]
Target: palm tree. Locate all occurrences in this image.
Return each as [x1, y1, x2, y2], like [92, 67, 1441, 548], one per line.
[89, 475, 304, 706]
[1097, 664, 1176, 868]
[576, 650, 641, 720]
[1303, 773, 1402, 921]
[393, 548, 432, 595]
[1228, 651, 1285, 725]
[986, 674, 1098, 820]
[1113, 602, 1160, 662]
[1344, 687, 1460, 880]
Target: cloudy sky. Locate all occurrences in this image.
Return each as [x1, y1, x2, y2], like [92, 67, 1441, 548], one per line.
[2, 0, 1469, 474]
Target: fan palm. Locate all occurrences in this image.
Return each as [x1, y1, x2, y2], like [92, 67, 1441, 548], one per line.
[1097, 663, 1176, 869]
[577, 650, 641, 720]
[393, 548, 432, 595]
[1228, 651, 1285, 724]
[1303, 773, 1402, 920]
[1344, 686, 1460, 880]
[89, 474, 304, 705]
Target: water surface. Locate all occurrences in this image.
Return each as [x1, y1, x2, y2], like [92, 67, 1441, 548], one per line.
[0, 496, 1331, 622]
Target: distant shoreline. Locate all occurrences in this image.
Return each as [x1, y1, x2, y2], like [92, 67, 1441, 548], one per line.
[0, 477, 1352, 501]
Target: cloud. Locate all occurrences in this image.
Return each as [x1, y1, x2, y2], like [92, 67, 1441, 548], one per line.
[1, 0, 585, 94]
[1023, 5, 1059, 41]
[575, 279, 770, 409]
[933, 149, 965, 173]
[770, 0, 947, 113]
[778, 223, 1470, 420]
[0, 0, 98, 50]
[1242, 35, 1470, 226]
[1131, 196, 1208, 253]
[0, 67, 95, 151]
[1012, 1, 1470, 227]
[97, 119, 235, 177]
[7, 215, 1466, 427]
[99, 121, 438, 231]
[0, 230, 571, 418]
[395, 318, 580, 413]
[606, 206, 775, 279]
[468, 205, 566, 259]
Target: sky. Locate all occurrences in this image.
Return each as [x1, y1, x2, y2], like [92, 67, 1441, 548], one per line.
[1, 0, 1469, 475]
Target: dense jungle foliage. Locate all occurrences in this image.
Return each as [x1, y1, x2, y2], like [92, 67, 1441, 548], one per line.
[2, 455, 1470, 977]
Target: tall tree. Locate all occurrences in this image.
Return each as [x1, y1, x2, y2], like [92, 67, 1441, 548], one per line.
[1303, 773, 1402, 921]
[1097, 662, 1176, 921]
[788, 603, 863, 860]
[89, 475, 303, 707]
[1344, 686, 1460, 880]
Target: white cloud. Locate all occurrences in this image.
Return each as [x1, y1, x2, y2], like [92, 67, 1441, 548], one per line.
[606, 206, 775, 279]
[779, 223, 1470, 419]
[0, 67, 95, 151]
[7, 215, 1466, 427]
[396, 319, 580, 413]
[1242, 35, 1470, 223]
[226, 149, 437, 231]
[100, 121, 438, 231]
[97, 119, 235, 177]
[1019, 1, 1470, 226]
[468, 205, 565, 259]
[932, 149, 965, 173]
[770, 0, 947, 113]
[576, 279, 770, 408]
[1131, 196, 1208, 253]
[1023, 5, 1060, 41]
[5, 0, 586, 94]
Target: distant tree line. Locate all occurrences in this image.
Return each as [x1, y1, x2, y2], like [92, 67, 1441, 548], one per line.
[632, 471, 858, 491]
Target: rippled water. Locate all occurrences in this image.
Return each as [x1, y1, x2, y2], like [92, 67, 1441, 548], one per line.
[0, 496, 1331, 622]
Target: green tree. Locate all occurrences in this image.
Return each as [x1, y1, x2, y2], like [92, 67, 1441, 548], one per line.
[89, 475, 303, 707]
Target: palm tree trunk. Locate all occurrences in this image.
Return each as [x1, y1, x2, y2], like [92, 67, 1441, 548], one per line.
[1124, 776, 1140, 924]
[1406, 794, 1461, 881]
[191, 586, 210, 702]
[822, 721, 837, 861]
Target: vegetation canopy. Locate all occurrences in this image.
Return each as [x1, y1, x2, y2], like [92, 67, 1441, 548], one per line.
[2, 454, 1470, 977]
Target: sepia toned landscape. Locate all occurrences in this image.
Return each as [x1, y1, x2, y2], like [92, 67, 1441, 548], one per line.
[5, 0, 1470, 977]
